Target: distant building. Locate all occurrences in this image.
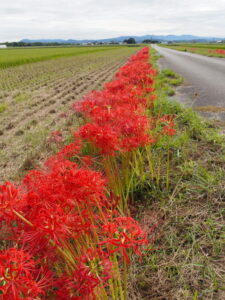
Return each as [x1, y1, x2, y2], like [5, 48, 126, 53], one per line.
[0, 45, 7, 48]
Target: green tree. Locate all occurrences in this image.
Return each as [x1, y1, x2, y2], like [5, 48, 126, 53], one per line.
[123, 38, 136, 44]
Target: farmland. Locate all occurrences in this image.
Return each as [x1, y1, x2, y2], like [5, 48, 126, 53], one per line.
[0, 45, 140, 182]
[160, 43, 225, 57]
[0, 45, 126, 68]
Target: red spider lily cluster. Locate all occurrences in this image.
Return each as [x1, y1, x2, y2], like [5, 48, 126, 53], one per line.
[184, 47, 196, 53]
[0, 163, 148, 299]
[208, 49, 225, 56]
[74, 47, 176, 207]
[0, 47, 175, 299]
[74, 48, 158, 155]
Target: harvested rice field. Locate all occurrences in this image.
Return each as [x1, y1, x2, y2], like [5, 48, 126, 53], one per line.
[0, 46, 140, 182]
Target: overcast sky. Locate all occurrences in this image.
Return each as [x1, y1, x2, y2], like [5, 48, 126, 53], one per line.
[1, 0, 225, 42]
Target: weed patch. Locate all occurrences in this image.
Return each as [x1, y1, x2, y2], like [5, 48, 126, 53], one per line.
[0, 103, 7, 113]
[14, 92, 30, 103]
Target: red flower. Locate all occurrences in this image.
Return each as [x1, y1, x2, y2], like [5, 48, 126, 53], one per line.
[100, 216, 148, 263]
[0, 182, 25, 222]
[56, 263, 100, 299]
[78, 123, 121, 155]
[0, 182, 19, 211]
[0, 248, 49, 299]
[160, 114, 176, 136]
[48, 130, 63, 143]
[162, 125, 176, 136]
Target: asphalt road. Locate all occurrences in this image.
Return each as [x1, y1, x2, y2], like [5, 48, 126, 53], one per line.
[152, 45, 225, 118]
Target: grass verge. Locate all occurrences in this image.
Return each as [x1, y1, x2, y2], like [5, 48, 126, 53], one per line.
[128, 50, 225, 300]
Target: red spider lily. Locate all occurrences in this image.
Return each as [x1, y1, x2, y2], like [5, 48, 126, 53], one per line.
[55, 249, 110, 299]
[78, 123, 122, 155]
[48, 130, 63, 143]
[31, 205, 74, 245]
[215, 49, 225, 55]
[24, 159, 107, 209]
[100, 216, 149, 263]
[160, 114, 176, 136]
[160, 114, 176, 124]
[144, 87, 155, 94]
[0, 182, 20, 211]
[76, 100, 154, 154]
[162, 125, 176, 136]
[55, 139, 81, 160]
[0, 182, 25, 222]
[209, 49, 225, 56]
[80, 248, 112, 282]
[0, 248, 50, 299]
[56, 263, 100, 299]
[81, 155, 93, 167]
[74, 47, 160, 156]
[19, 159, 108, 248]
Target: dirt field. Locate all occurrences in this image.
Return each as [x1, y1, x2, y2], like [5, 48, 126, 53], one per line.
[0, 47, 139, 183]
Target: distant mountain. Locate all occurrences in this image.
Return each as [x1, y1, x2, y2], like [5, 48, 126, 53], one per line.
[21, 35, 224, 44]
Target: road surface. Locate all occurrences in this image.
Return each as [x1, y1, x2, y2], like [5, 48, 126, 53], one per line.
[152, 45, 225, 120]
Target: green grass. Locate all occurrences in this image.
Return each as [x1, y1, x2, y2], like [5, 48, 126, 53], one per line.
[0, 45, 136, 69]
[161, 68, 178, 77]
[24, 126, 49, 147]
[14, 92, 30, 103]
[155, 67, 183, 97]
[0, 103, 7, 113]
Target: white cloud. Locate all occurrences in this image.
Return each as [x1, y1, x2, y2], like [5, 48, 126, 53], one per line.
[0, 0, 225, 41]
